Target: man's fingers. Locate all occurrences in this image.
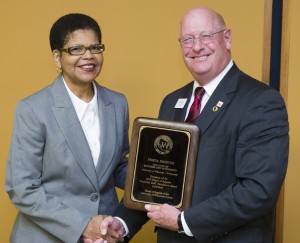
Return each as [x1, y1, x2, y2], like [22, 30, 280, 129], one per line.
[102, 216, 124, 231]
[82, 237, 93, 243]
[145, 204, 161, 212]
[93, 239, 106, 243]
[100, 216, 118, 235]
[105, 234, 123, 243]
[107, 227, 122, 240]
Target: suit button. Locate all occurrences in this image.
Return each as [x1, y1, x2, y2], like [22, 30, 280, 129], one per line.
[90, 193, 99, 202]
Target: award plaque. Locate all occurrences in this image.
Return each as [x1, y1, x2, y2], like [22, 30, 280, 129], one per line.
[124, 117, 200, 212]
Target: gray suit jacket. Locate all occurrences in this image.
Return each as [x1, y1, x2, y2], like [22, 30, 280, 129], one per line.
[5, 75, 129, 243]
[115, 64, 289, 242]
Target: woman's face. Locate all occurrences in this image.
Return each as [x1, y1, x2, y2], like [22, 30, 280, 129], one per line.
[53, 29, 103, 88]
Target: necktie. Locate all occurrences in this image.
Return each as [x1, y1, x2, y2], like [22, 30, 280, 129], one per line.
[185, 87, 205, 123]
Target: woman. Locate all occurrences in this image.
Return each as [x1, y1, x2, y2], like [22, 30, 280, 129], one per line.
[5, 13, 128, 243]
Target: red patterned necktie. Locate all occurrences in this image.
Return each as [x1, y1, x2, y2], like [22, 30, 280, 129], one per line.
[185, 87, 205, 123]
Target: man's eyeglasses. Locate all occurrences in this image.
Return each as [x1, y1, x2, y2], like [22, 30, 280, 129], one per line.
[178, 29, 227, 47]
[59, 44, 105, 56]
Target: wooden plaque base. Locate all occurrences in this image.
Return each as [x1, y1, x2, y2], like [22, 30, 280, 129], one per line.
[124, 117, 200, 211]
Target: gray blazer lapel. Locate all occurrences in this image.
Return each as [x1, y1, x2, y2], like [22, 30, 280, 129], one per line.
[95, 84, 116, 183]
[197, 65, 239, 135]
[51, 76, 99, 190]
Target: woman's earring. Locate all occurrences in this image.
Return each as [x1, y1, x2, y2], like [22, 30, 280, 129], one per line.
[56, 66, 62, 73]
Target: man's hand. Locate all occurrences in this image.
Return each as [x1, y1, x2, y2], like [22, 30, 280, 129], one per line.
[83, 215, 106, 240]
[100, 216, 125, 237]
[145, 203, 181, 231]
[82, 215, 123, 243]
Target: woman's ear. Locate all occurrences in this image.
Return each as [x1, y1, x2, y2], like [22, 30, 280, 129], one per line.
[52, 50, 61, 69]
[53, 50, 62, 73]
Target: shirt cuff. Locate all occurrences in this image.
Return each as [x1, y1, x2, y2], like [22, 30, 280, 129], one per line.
[114, 217, 129, 237]
[181, 212, 193, 237]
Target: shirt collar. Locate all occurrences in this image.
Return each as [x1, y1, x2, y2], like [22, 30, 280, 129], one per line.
[63, 78, 98, 121]
[192, 60, 234, 97]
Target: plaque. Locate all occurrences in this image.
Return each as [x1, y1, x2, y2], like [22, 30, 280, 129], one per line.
[124, 117, 200, 211]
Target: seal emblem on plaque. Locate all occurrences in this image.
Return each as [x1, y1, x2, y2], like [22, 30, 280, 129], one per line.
[154, 135, 173, 155]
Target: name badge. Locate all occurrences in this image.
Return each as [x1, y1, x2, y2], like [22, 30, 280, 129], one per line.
[175, 98, 187, 108]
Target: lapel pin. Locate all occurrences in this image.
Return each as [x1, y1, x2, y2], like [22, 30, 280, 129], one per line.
[216, 101, 224, 108]
[212, 101, 224, 112]
[212, 106, 218, 112]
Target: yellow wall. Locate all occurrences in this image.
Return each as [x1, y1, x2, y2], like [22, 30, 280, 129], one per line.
[5, 1, 299, 242]
[282, 0, 300, 242]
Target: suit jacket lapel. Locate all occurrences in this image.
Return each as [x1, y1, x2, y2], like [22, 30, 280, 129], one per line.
[51, 76, 99, 190]
[196, 64, 239, 134]
[95, 84, 116, 183]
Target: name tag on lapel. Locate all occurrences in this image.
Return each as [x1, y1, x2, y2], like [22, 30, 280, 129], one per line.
[175, 98, 187, 109]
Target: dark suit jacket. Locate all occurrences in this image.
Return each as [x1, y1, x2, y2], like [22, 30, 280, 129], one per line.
[115, 64, 289, 242]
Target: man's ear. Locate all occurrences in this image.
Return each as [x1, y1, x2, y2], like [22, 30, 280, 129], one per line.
[224, 29, 232, 49]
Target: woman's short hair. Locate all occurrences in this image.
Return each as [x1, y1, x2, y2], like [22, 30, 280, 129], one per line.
[49, 13, 102, 51]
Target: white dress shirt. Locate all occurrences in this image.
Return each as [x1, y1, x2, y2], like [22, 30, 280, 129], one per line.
[185, 60, 234, 120]
[63, 80, 100, 167]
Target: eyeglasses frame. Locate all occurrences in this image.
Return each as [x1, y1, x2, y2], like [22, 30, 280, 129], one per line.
[59, 44, 105, 56]
[178, 29, 227, 47]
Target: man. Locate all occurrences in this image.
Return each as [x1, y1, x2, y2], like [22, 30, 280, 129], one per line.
[98, 7, 289, 243]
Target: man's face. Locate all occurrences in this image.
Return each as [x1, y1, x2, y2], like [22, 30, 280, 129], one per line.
[179, 9, 231, 85]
